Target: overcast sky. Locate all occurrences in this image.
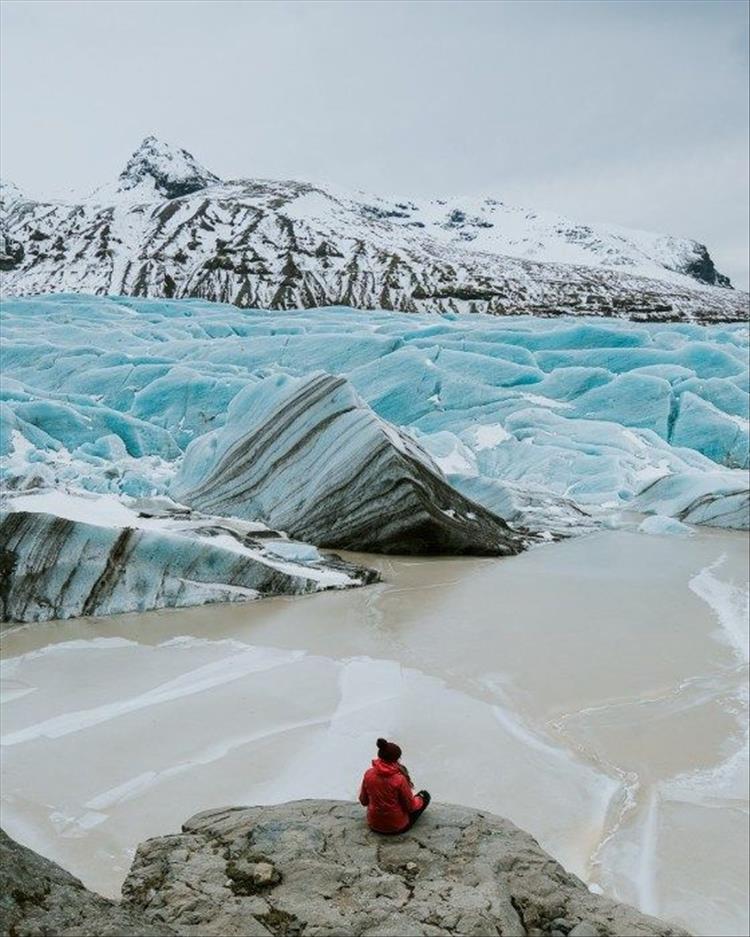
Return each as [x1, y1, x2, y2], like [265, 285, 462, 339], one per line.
[2, 0, 748, 288]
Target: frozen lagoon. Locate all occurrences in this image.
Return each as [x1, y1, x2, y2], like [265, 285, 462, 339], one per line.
[2, 525, 747, 937]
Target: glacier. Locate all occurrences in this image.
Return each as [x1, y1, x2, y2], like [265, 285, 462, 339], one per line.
[0, 294, 748, 620]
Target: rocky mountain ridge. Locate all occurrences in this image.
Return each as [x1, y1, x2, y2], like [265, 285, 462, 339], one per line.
[1, 136, 746, 321]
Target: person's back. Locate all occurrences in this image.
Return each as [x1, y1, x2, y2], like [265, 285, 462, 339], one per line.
[359, 738, 430, 834]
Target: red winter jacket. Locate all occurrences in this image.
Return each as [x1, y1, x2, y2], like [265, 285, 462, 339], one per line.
[359, 758, 423, 833]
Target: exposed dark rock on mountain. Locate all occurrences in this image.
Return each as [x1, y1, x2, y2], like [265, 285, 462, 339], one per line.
[0, 828, 172, 937]
[0, 507, 377, 624]
[172, 372, 527, 555]
[0, 231, 23, 271]
[683, 244, 731, 288]
[1, 137, 745, 322]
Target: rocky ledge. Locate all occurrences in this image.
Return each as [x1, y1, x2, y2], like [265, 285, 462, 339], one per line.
[1, 800, 689, 937]
[0, 828, 170, 936]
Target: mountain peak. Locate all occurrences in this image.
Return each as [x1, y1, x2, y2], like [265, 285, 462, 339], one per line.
[0, 178, 24, 209]
[117, 136, 220, 199]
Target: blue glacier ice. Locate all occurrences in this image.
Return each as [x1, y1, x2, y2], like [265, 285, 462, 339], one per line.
[637, 514, 694, 537]
[0, 491, 376, 622]
[1, 294, 747, 535]
[171, 371, 523, 555]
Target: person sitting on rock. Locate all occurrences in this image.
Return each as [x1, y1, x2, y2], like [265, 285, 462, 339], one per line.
[359, 737, 431, 834]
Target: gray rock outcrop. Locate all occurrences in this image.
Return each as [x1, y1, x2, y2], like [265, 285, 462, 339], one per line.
[0, 802, 692, 936]
[119, 800, 688, 936]
[0, 828, 172, 937]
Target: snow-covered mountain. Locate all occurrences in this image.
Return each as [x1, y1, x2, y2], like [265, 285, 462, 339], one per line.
[0, 136, 746, 320]
[90, 135, 221, 203]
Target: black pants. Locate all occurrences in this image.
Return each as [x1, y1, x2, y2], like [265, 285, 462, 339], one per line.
[407, 789, 431, 828]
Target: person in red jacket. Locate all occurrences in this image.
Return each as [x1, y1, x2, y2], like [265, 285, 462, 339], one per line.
[359, 738, 431, 834]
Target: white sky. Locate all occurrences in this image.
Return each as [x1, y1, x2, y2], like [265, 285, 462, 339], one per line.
[1, 0, 748, 288]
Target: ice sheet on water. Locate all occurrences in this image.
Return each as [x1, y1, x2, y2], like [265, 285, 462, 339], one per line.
[637, 515, 694, 538]
[634, 472, 749, 529]
[0, 490, 369, 622]
[0, 295, 747, 531]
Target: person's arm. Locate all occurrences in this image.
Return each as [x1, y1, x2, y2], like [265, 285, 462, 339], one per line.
[358, 776, 369, 806]
[396, 774, 420, 812]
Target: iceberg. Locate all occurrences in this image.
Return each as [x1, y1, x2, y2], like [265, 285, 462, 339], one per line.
[172, 372, 525, 555]
[637, 515, 694, 538]
[0, 491, 377, 624]
[634, 472, 749, 530]
[451, 476, 595, 538]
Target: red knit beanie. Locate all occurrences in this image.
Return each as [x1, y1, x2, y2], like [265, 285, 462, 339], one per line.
[377, 737, 402, 763]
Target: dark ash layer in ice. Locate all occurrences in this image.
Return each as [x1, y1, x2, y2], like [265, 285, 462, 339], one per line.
[0, 504, 377, 625]
[173, 372, 528, 556]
